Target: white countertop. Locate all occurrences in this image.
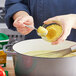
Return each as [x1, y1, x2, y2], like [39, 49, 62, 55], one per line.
[7, 56, 13, 60]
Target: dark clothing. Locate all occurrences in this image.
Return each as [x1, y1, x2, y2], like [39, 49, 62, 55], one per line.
[5, 0, 76, 41]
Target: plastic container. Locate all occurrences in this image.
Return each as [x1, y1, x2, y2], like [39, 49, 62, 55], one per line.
[0, 33, 9, 50]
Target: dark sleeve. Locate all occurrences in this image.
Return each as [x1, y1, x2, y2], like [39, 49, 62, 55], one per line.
[5, 0, 30, 31]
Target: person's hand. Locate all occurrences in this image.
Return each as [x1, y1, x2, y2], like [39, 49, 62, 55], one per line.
[44, 14, 76, 45]
[13, 15, 34, 35]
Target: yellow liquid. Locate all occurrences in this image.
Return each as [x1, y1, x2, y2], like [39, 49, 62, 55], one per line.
[37, 24, 63, 42]
[37, 26, 48, 36]
[45, 24, 63, 42]
[24, 50, 76, 58]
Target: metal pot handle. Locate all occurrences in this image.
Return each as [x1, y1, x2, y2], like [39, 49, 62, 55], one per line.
[3, 44, 16, 55]
[71, 44, 76, 52]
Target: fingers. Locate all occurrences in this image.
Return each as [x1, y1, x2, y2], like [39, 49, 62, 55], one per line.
[13, 16, 34, 35]
[44, 16, 61, 24]
[44, 17, 57, 24]
[52, 39, 64, 45]
[17, 27, 33, 35]
[44, 16, 64, 28]
[13, 16, 30, 28]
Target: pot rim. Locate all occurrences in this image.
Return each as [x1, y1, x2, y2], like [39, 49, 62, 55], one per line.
[13, 39, 76, 59]
[14, 49, 76, 60]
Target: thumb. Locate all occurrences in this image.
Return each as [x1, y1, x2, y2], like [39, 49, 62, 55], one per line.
[44, 17, 57, 24]
[44, 16, 62, 26]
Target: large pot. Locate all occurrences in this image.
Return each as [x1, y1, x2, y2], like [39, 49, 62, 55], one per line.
[3, 39, 76, 76]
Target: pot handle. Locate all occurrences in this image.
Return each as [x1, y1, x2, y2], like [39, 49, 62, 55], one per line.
[3, 44, 16, 56]
[71, 44, 76, 52]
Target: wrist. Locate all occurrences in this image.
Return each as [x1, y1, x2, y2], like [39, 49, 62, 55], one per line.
[13, 11, 29, 20]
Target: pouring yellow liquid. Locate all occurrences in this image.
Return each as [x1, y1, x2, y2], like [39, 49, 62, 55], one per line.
[45, 24, 62, 42]
[37, 24, 63, 42]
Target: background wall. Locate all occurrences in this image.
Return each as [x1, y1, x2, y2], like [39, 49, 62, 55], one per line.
[0, 0, 5, 7]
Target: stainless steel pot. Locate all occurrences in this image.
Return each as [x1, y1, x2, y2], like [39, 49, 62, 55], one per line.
[3, 39, 76, 76]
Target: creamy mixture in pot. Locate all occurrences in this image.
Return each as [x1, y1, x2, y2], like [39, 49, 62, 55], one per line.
[24, 50, 76, 58]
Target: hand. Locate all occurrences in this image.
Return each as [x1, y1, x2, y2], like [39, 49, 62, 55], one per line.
[44, 14, 76, 45]
[13, 15, 34, 35]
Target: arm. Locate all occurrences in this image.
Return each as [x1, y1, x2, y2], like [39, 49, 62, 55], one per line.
[5, 0, 30, 30]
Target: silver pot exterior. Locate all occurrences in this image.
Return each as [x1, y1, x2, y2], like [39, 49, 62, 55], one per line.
[4, 39, 76, 76]
[15, 53, 76, 76]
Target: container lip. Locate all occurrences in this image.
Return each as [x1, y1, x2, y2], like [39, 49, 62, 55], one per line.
[13, 39, 76, 59]
[0, 39, 9, 42]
